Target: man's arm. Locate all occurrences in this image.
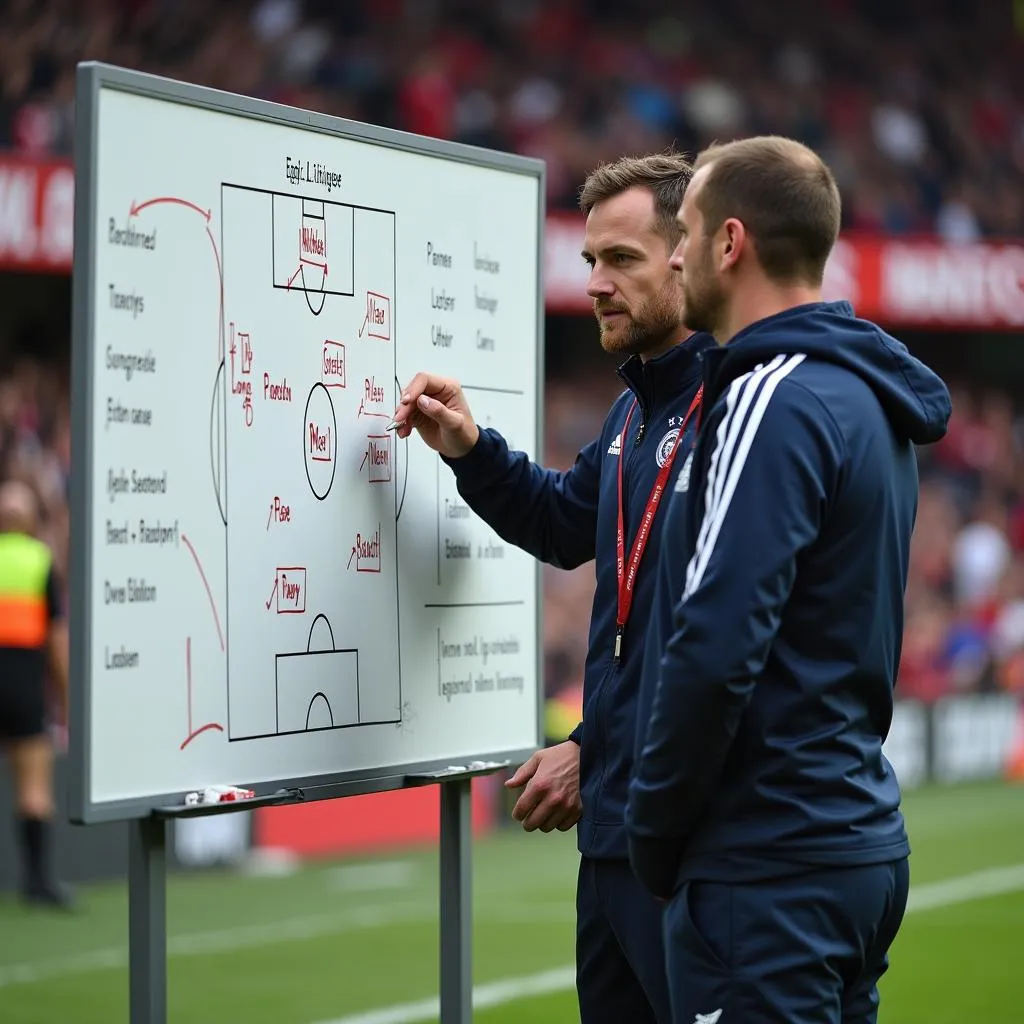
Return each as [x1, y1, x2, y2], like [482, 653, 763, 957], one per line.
[627, 369, 844, 897]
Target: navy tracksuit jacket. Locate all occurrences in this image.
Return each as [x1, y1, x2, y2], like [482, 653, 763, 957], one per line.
[624, 301, 950, 1021]
[445, 332, 715, 861]
[627, 300, 951, 891]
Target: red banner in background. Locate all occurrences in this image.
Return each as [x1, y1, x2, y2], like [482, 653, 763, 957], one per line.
[545, 213, 1024, 332]
[0, 154, 74, 273]
[825, 234, 1024, 331]
[2, 152, 1022, 330]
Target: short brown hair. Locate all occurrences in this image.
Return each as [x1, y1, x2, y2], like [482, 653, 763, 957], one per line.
[692, 136, 841, 286]
[578, 151, 693, 248]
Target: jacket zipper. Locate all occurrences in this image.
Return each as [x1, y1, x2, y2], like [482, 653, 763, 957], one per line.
[592, 399, 645, 831]
[594, 400, 646, 817]
[622, 409, 646, 525]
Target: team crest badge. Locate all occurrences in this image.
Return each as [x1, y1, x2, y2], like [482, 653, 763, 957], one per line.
[655, 426, 681, 468]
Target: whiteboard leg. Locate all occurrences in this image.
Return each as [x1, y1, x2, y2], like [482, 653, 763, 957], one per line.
[439, 778, 472, 1023]
[129, 816, 167, 1024]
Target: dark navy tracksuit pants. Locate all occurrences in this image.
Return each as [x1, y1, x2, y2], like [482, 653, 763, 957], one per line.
[663, 859, 911, 1023]
[576, 856, 672, 1024]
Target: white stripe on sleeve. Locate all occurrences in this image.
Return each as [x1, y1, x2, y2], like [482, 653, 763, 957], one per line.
[683, 353, 806, 601]
[685, 355, 785, 598]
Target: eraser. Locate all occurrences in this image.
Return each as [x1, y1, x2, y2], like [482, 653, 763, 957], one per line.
[195, 784, 256, 804]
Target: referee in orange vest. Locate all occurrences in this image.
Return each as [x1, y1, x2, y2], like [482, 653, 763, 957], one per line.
[0, 479, 71, 907]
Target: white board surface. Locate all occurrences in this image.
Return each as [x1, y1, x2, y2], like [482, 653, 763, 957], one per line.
[70, 65, 544, 820]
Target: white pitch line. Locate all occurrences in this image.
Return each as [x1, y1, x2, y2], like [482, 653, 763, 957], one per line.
[0, 900, 573, 991]
[905, 862, 1024, 912]
[312, 967, 578, 1024]
[313, 862, 1024, 1024]
[0, 902, 435, 991]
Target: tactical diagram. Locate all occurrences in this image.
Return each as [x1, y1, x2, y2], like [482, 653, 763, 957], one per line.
[215, 183, 401, 741]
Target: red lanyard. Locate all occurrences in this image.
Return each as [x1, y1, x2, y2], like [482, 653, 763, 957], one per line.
[614, 384, 703, 660]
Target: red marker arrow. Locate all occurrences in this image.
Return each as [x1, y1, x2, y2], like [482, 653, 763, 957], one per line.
[182, 533, 225, 651]
[128, 199, 221, 365]
[179, 636, 225, 751]
[356, 399, 387, 420]
[130, 196, 212, 221]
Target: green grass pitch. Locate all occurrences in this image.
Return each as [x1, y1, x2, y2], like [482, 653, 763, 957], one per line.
[0, 778, 1021, 1022]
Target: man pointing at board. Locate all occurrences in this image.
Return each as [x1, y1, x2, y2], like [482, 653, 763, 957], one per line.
[391, 153, 712, 1024]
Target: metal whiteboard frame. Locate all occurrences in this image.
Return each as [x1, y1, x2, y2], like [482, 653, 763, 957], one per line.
[69, 61, 548, 1024]
[69, 60, 546, 826]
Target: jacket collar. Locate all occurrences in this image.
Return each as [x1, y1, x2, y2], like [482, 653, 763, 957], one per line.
[696, 302, 840, 409]
[616, 332, 715, 419]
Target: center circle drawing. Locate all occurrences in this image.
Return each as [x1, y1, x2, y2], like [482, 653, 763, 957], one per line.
[303, 382, 337, 500]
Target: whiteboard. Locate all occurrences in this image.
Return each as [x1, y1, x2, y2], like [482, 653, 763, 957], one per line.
[69, 63, 545, 823]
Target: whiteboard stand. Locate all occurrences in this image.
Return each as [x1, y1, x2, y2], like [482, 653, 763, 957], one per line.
[129, 763, 507, 1023]
[133, 787, 296, 1024]
[69, 62, 545, 1024]
[129, 816, 166, 1023]
[439, 778, 472, 1022]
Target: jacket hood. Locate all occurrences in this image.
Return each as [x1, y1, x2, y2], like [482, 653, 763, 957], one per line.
[709, 301, 951, 445]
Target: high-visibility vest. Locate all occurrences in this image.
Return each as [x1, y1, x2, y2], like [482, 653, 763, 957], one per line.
[0, 532, 52, 649]
[544, 683, 584, 741]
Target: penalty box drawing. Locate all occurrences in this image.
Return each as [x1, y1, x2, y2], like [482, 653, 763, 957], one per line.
[273, 194, 354, 316]
[274, 613, 361, 736]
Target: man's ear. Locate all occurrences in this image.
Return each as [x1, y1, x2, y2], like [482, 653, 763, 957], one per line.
[718, 217, 746, 272]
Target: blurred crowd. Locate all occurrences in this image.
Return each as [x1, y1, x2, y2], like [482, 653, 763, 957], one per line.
[2, 0, 1024, 240]
[904, 391, 1024, 701]
[3, 0, 1024, 713]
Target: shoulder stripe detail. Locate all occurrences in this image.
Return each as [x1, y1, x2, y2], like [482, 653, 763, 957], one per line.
[689, 355, 786, 577]
[683, 353, 806, 600]
[686, 355, 785, 597]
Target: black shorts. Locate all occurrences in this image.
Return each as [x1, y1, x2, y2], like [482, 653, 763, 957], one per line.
[0, 655, 47, 740]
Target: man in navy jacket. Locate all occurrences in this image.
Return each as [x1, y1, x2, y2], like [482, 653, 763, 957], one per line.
[627, 136, 952, 1023]
[392, 153, 713, 1023]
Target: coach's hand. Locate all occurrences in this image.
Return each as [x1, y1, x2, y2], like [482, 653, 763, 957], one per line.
[392, 372, 479, 458]
[505, 741, 582, 833]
